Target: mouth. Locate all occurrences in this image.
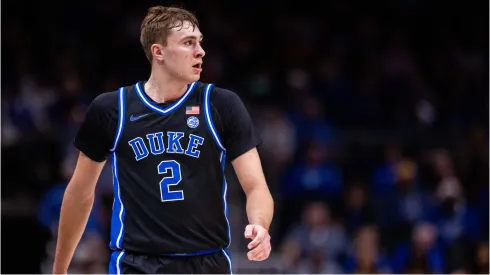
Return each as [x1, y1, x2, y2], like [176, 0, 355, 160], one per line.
[192, 62, 202, 70]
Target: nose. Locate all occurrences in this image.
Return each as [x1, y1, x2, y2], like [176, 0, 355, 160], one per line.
[195, 43, 205, 58]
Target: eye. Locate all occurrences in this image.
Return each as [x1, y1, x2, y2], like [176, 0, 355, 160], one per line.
[184, 40, 193, 46]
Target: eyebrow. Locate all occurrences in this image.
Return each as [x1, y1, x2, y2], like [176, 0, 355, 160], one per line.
[181, 35, 203, 41]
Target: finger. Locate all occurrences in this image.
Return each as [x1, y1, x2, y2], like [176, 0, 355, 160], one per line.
[253, 251, 266, 261]
[249, 244, 265, 258]
[244, 225, 255, 239]
[248, 230, 268, 249]
[258, 242, 271, 258]
[254, 242, 271, 261]
[250, 234, 270, 250]
[250, 236, 271, 258]
[248, 249, 265, 261]
[247, 232, 266, 249]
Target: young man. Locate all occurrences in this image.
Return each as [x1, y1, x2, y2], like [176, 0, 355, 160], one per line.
[53, 5, 274, 274]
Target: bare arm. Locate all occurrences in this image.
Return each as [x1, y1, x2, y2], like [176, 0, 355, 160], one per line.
[53, 152, 105, 274]
[232, 147, 273, 261]
[232, 147, 274, 230]
[211, 87, 272, 260]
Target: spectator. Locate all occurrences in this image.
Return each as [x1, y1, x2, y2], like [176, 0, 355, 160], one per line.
[391, 222, 445, 273]
[342, 183, 375, 236]
[1, 1, 487, 273]
[343, 225, 392, 273]
[282, 202, 347, 266]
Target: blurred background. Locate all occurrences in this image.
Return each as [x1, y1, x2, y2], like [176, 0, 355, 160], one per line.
[1, 0, 489, 273]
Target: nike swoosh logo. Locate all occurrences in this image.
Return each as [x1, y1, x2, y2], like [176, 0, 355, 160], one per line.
[130, 113, 149, 121]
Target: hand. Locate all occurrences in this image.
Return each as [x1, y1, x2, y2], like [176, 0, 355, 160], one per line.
[244, 224, 271, 261]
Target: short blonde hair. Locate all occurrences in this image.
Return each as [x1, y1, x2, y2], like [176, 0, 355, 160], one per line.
[140, 6, 199, 63]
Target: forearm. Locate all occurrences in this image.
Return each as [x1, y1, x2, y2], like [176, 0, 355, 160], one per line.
[245, 185, 274, 230]
[53, 185, 95, 272]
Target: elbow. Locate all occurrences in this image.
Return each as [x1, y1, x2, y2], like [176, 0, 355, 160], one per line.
[64, 180, 96, 204]
[246, 183, 273, 201]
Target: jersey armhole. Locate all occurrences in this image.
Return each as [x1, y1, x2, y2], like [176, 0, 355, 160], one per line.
[203, 83, 226, 152]
[110, 87, 126, 152]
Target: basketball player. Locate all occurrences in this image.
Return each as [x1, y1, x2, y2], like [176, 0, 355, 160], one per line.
[53, 6, 274, 274]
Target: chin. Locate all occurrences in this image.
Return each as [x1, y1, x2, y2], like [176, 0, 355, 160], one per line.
[187, 74, 201, 83]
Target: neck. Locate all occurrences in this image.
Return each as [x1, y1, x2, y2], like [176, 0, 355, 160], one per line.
[144, 66, 190, 103]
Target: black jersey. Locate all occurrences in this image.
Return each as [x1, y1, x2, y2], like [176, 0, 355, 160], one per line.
[74, 81, 262, 256]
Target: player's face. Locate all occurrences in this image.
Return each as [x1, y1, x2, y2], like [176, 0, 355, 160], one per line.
[161, 21, 205, 83]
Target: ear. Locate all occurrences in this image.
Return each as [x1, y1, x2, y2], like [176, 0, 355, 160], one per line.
[151, 44, 165, 62]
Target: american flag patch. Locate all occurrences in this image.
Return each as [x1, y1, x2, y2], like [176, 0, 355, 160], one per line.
[186, 106, 200, 115]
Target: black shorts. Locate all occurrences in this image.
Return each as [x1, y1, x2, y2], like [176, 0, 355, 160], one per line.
[109, 249, 233, 274]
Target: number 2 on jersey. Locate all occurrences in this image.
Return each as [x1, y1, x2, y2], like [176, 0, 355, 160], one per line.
[157, 160, 184, 202]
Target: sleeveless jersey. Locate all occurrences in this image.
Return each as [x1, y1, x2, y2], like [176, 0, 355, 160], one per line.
[108, 81, 230, 256]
